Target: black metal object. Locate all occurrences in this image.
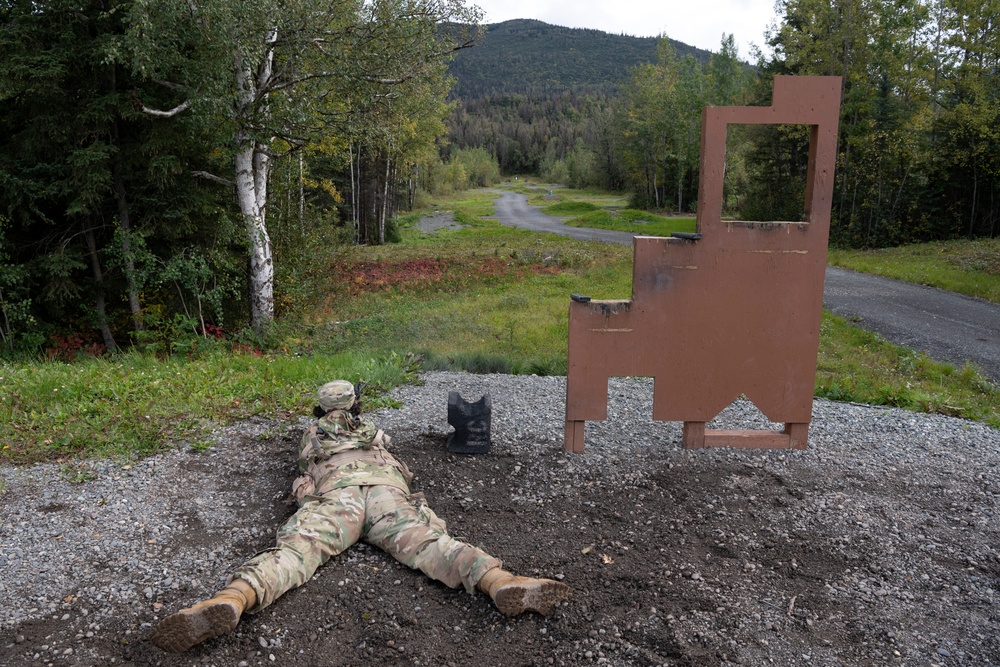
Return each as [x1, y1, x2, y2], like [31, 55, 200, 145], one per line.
[446, 391, 492, 454]
[571, 293, 591, 303]
[670, 232, 702, 240]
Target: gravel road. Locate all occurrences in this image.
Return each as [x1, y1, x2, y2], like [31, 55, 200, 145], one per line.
[488, 191, 636, 244]
[488, 191, 1000, 384]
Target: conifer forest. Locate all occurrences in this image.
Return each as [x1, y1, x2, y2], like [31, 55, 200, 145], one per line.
[1, 1, 997, 352]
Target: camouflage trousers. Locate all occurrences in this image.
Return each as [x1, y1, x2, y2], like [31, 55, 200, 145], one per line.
[231, 485, 502, 611]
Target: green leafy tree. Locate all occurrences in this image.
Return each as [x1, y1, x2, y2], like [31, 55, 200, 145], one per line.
[453, 148, 502, 188]
[0, 0, 235, 351]
[123, 0, 481, 334]
[618, 37, 715, 211]
[924, 0, 1000, 239]
[620, 54, 676, 208]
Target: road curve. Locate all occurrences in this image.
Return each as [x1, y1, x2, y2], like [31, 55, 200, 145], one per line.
[488, 191, 637, 244]
[489, 191, 1000, 383]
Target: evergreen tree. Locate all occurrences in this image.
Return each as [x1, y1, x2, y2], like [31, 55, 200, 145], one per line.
[0, 0, 238, 351]
[757, 0, 998, 244]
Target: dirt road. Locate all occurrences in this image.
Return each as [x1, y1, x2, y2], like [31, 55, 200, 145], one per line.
[489, 191, 636, 244]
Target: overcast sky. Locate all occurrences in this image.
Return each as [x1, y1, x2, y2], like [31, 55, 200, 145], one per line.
[470, 0, 781, 57]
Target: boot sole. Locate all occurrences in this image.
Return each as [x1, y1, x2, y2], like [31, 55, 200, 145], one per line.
[494, 581, 572, 616]
[152, 601, 240, 653]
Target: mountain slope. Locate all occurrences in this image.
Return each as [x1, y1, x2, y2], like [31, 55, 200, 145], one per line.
[448, 19, 712, 99]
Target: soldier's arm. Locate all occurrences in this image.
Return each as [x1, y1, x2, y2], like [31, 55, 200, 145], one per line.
[298, 424, 320, 469]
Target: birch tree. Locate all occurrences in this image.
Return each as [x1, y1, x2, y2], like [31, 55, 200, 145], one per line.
[123, 0, 480, 334]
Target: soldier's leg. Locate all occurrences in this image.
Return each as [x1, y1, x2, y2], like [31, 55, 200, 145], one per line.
[362, 486, 571, 615]
[362, 486, 499, 592]
[233, 486, 366, 610]
[153, 487, 365, 652]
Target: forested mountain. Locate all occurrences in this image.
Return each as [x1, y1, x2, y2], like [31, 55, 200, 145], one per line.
[447, 19, 711, 98]
[448, 6, 1000, 249]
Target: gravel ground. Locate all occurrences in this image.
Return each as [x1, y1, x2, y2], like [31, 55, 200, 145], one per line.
[2, 371, 999, 666]
[413, 211, 464, 233]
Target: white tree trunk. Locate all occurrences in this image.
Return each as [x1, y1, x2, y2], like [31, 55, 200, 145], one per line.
[349, 143, 359, 243]
[234, 32, 276, 335]
[235, 138, 273, 335]
[380, 156, 390, 244]
[298, 152, 305, 230]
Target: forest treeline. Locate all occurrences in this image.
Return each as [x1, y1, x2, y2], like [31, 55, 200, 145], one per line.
[0, 0, 484, 354]
[2, 3, 997, 357]
[449, 1, 1000, 248]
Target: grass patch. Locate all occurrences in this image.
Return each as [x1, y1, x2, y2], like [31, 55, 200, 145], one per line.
[0, 349, 420, 465]
[817, 311, 999, 428]
[563, 209, 697, 236]
[828, 238, 1000, 304]
[543, 201, 601, 215]
[433, 190, 499, 222]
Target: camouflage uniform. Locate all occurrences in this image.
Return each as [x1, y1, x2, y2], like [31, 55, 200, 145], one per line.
[231, 407, 501, 611]
[152, 383, 570, 653]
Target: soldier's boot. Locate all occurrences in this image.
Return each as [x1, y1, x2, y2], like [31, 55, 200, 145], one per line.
[152, 579, 257, 653]
[476, 568, 572, 616]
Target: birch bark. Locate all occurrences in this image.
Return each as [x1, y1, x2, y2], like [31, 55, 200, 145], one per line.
[235, 138, 273, 334]
[234, 31, 276, 334]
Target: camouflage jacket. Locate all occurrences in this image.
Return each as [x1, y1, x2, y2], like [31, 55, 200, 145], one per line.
[292, 409, 413, 504]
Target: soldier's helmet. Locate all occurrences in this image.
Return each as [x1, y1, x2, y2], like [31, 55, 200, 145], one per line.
[317, 380, 355, 412]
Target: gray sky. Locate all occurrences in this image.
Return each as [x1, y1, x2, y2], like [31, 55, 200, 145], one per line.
[470, 0, 780, 56]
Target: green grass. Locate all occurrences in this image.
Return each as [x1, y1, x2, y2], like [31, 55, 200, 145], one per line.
[561, 209, 697, 236]
[543, 201, 601, 215]
[829, 238, 1000, 304]
[817, 311, 999, 427]
[0, 349, 419, 464]
[3, 187, 997, 465]
[298, 206, 632, 371]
